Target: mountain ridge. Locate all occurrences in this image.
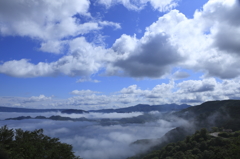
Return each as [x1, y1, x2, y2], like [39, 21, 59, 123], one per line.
[128, 99, 240, 159]
[89, 103, 190, 113]
[0, 103, 191, 114]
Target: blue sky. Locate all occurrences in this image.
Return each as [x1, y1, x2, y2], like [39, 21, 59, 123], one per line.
[0, 0, 240, 110]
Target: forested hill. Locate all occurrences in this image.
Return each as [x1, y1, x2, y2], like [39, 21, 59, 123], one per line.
[128, 100, 240, 159]
[129, 129, 240, 159]
[175, 99, 240, 119]
[174, 99, 240, 131]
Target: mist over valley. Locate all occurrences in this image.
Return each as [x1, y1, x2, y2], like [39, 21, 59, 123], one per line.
[1, 100, 240, 159]
[1, 103, 191, 159]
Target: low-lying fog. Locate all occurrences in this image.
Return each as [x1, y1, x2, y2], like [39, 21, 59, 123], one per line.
[0, 111, 187, 159]
[0, 111, 143, 120]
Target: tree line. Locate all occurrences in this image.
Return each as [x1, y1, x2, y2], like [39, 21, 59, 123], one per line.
[129, 128, 240, 159]
[0, 125, 82, 159]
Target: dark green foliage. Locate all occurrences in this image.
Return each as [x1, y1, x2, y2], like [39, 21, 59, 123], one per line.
[130, 129, 240, 159]
[5, 115, 92, 122]
[0, 125, 81, 159]
[211, 127, 219, 132]
[129, 100, 240, 159]
[175, 100, 240, 131]
[218, 132, 229, 138]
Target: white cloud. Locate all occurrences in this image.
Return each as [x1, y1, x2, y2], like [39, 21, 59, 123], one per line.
[70, 90, 100, 96]
[0, 95, 54, 108]
[99, 21, 121, 29]
[2, 76, 240, 109]
[39, 40, 67, 54]
[24, 95, 52, 103]
[120, 85, 142, 94]
[193, 0, 240, 79]
[76, 78, 100, 83]
[0, 116, 177, 159]
[0, 0, 91, 39]
[142, 0, 240, 79]
[144, 81, 175, 103]
[59, 112, 144, 119]
[0, 37, 111, 77]
[0, 59, 53, 77]
[66, 94, 112, 109]
[177, 78, 216, 93]
[108, 30, 184, 78]
[97, 0, 178, 12]
[0, 0, 121, 54]
[1, 0, 240, 80]
[112, 34, 138, 56]
[146, 0, 178, 12]
[172, 71, 190, 80]
[175, 78, 240, 104]
[0, 111, 143, 121]
[97, 0, 144, 10]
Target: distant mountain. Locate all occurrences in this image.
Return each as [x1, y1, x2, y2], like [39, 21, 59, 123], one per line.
[89, 104, 190, 113]
[5, 115, 92, 122]
[5, 113, 162, 125]
[0, 104, 190, 114]
[0, 106, 88, 114]
[61, 109, 88, 114]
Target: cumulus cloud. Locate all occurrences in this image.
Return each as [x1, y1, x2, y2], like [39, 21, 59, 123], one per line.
[0, 37, 111, 77]
[70, 90, 100, 96]
[66, 94, 111, 108]
[76, 78, 100, 83]
[0, 0, 90, 38]
[144, 81, 175, 103]
[68, 90, 111, 109]
[109, 31, 184, 78]
[2, 77, 240, 109]
[0, 0, 120, 54]
[191, 0, 240, 78]
[99, 21, 121, 29]
[23, 95, 52, 103]
[1, 0, 240, 109]
[64, 78, 240, 108]
[39, 40, 67, 54]
[147, 0, 178, 12]
[0, 95, 55, 108]
[177, 78, 216, 93]
[172, 71, 190, 80]
[98, 0, 178, 12]
[120, 85, 142, 94]
[143, 0, 240, 79]
[1, 0, 240, 80]
[116, 78, 240, 106]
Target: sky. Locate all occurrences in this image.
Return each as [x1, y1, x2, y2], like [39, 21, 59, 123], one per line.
[0, 0, 240, 110]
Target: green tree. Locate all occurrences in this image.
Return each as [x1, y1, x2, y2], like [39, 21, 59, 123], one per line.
[0, 126, 81, 159]
[0, 125, 14, 147]
[211, 127, 219, 132]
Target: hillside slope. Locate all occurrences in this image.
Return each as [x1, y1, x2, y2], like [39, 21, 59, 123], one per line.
[128, 100, 240, 159]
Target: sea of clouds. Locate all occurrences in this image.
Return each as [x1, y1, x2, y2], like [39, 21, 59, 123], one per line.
[0, 111, 187, 159]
